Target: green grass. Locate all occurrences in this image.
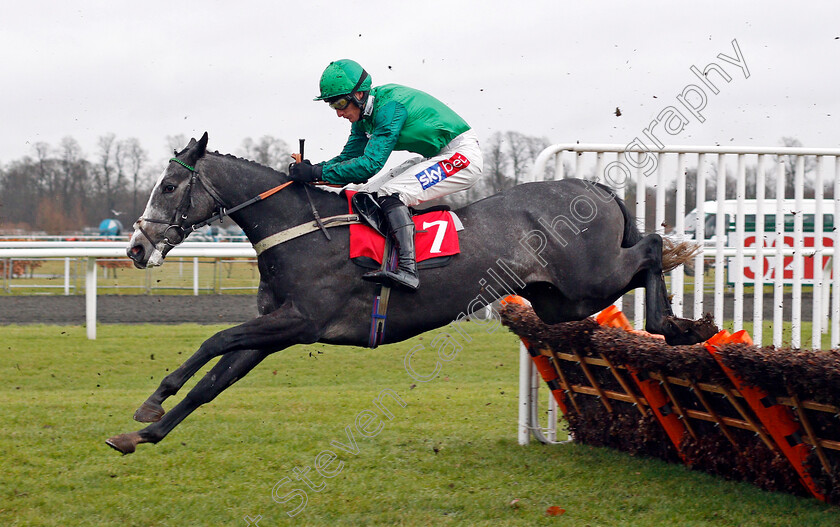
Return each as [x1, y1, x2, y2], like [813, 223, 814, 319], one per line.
[1, 323, 838, 526]
[721, 320, 834, 349]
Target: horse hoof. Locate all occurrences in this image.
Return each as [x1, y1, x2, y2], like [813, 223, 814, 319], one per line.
[134, 402, 165, 422]
[663, 314, 719, 345]
[106, 432, 142, 455]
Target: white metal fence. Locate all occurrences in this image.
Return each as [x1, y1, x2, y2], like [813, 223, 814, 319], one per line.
[0, 242, 256, 340]
[0, 255, 258, 295]
[519, 143, 840, 445]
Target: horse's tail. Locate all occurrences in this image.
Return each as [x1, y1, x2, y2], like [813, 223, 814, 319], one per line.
[661, 237, 702, 272]
[607, 183, 701, 272]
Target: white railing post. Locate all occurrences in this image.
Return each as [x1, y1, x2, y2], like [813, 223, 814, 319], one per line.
[193, 257, 200, 296]
[813, 157, 825, 348]
[792, 156, 805, 348]
[655, 154, 665, 236]
[753, 155, 766, 346]
[555, 151, 564, 180]
[518, 341, 532, 445]
[86, 257, 97, 340]
[822, 257, 831, 334]
[614, 152, 625, 311]
[672, 153, 686, 318]
[773, 156, 785, 347]
[833, 157, 840, 348]
[714, 154, 726, 328]
[694, 154, 707, 319]
[594, 152, 605, 188]
[733, 154, 746, 331]
[64, 257, 71, 296]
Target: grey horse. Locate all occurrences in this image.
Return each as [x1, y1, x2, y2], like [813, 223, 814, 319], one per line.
[106, 133, 712, 454]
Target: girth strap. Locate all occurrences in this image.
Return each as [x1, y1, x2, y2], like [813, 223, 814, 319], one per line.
[253, 214, 359, 255]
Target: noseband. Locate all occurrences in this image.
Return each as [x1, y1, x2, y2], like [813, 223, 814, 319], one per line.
[136, 158, 225, 248]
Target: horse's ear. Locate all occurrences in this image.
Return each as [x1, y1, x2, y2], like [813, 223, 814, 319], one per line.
[183, 133, 209, 166]
[196, 132, 208, 155]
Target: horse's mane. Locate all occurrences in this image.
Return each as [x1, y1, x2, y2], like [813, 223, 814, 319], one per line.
[205, 150, 338, 196]
[206, 150, 287, 177]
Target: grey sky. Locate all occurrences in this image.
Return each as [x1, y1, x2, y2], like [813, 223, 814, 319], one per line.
[2, 1, 838, 173]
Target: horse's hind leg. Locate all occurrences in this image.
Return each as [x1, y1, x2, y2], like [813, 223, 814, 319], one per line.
[107, 348, 268, 454]
[634, 235, 675, 329]
[627, 234, 716, 345]
[524, 234, 668, 324]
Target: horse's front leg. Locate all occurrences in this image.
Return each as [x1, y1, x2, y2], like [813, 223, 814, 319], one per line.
[637, 236, 718, 345]
[129, 299, 318, 417]
[107, 347, 269, 454]
[107, 301, 320, 454]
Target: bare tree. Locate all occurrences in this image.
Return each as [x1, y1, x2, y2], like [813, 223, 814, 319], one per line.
[526, 135, 550, 165]
[32, 142, 54, 197]
[57, 136, 88, 218]
[95, 133, 119, 217]
[482, 131, 510, 193]
[121, 137, 148, 219]
[0, 138, 92, 231]
[0, 158, 39, 226]
[505, 131, 531, 186]
[781, 137, 817, 198]
[239, 135, 291, 170]
[113, 139, 127, 214]
[166, 134, 188, 155]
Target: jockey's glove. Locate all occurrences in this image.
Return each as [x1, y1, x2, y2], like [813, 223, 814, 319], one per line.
[289, 160, 323, 183]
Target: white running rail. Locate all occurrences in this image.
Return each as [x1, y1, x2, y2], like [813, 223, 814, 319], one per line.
[0, 242, 256, 340]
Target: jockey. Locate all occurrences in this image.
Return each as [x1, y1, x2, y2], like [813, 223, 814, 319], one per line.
[289, 59, 483, 291]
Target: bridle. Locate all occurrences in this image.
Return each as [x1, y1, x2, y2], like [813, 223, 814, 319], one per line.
[136, 157, 293, 248]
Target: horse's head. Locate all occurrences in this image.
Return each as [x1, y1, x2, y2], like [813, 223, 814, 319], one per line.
[127, 132, 221, 268]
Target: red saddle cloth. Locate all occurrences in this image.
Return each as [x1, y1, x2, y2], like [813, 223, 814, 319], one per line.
[345, 191, 460, 265]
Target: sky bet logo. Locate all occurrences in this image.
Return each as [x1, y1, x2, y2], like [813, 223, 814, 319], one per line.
[414, 153, 470, 190]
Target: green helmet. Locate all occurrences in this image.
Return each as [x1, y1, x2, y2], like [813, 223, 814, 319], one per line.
[314, 59, 372, 101]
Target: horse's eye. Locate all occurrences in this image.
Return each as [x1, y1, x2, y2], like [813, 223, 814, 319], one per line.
[162, 184, 177, 194]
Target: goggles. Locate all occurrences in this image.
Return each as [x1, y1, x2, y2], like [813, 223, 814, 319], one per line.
[327, 96, 353, 110]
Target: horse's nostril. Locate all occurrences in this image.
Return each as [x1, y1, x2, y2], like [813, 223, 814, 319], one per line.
[127, 244, 147, 268]
[127, 244, 145, 262]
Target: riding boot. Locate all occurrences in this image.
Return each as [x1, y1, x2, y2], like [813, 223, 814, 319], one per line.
[362, 198, 420, 291]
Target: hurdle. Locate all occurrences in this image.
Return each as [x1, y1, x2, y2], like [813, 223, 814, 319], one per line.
[502, 299, 840, 503]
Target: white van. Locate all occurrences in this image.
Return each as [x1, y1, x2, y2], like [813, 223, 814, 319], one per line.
[684, 199, 834, 241]
[683, 199, 836, 283]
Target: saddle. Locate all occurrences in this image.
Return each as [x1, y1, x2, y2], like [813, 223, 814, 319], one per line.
[346, 191, 462, 270]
